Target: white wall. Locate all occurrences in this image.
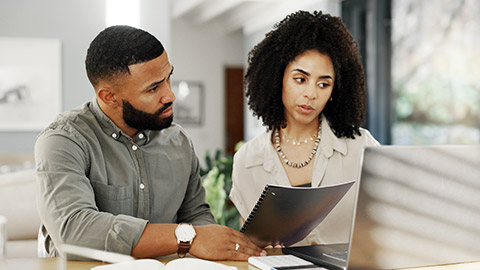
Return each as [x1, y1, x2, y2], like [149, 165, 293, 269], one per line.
[0, 0, 339, 158]
[0, 0, 170, 152]
[170, 19, 244, 165]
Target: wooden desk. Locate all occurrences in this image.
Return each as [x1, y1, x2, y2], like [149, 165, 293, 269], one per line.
[2, 257, 251, 270]
[2, 251, 479, 270]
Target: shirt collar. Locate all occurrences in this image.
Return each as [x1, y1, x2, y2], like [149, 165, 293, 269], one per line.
[319, 114, 348, 157]
[89, 96, 151, 145]
[244, 129, 272, 168]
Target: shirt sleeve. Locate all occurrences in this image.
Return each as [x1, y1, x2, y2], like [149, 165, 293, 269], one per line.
[229, 146, 251, 220]
[175, 139, 215, 226]
[35, 130, 147, 259]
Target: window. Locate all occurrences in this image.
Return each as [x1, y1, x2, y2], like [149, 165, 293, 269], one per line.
[391, 0, 480, 144]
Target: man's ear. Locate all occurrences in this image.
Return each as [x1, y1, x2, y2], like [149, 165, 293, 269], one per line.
[97, 87, 118, 106]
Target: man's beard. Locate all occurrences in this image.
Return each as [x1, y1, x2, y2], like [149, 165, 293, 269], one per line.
[122, 100, 173, 131]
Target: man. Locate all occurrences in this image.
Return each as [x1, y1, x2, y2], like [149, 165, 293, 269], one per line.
[35, 25, 264, 260]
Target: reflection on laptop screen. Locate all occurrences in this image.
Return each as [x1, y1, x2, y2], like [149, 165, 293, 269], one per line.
[348, 145, 480, 269]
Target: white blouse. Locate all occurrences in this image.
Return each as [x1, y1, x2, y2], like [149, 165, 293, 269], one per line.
[229, 115, 379, 246]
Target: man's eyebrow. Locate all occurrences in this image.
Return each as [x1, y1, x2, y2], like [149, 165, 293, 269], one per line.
[291, 68, 333, 80]
[143, 66, 175, 91]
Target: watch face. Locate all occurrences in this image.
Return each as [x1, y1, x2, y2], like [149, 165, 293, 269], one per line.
[175, 224, 196, 242]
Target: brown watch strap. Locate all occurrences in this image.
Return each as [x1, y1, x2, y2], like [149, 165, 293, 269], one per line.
[177, 240, 191, 258]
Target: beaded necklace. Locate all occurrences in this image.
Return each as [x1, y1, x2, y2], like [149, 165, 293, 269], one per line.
[274, 122, 322, 168]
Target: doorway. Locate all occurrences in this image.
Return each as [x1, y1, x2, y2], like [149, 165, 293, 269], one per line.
[225, 67, 244, 155]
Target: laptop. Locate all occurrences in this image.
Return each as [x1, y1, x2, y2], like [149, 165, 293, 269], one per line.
[283, 145, 480, 269]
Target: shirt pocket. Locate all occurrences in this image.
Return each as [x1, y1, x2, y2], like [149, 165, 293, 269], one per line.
[91, 181, 134, 216]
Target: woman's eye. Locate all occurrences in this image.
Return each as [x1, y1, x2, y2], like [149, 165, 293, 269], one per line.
[318, 82, 330, 88]
[294, 77, 305, 83]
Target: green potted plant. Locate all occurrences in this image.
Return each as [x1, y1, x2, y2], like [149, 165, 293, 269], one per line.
[200, 142, 244, 230]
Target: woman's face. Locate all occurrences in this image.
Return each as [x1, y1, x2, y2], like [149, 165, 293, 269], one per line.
[282, 50, 335, 126]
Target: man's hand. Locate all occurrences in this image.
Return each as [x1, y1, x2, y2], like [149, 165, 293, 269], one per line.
[190, 224, 266, 261]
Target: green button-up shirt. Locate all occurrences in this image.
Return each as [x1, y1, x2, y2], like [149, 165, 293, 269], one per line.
[35, 97, 214, 258]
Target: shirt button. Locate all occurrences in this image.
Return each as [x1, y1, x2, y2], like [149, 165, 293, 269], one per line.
[138, 133, 144, 139]
[132, 145, 138, 151]
[111, 133, 118, 139]
[139, 183, 145, 190]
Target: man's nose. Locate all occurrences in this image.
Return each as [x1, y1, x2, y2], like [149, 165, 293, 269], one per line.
[161, 83, 176, 104]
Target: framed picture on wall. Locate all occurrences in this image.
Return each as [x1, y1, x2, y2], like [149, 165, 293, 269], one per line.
[171, 81, 204, 126]
[0, 37, 62, 131]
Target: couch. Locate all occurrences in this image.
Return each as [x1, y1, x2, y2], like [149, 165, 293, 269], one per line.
[0, 153, 39, 258]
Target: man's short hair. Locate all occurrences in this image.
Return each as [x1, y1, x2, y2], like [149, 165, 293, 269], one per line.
[85, 25, 165, 87]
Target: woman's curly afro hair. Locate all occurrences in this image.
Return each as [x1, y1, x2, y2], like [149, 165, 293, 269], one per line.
[245, 10, 366, 139]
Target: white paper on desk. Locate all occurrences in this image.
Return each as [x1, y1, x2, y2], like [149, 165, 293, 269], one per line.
[166, 258, 237, 269]
[91, 259, 164, 270]
[91, 258, 238, 270]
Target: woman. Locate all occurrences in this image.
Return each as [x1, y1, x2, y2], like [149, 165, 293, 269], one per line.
[229, 10, 379, 246]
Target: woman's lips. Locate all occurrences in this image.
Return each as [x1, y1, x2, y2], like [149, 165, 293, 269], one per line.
[298, 104, 314, 114]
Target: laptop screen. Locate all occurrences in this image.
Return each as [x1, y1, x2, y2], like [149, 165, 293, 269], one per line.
[347, 145, 480, 269]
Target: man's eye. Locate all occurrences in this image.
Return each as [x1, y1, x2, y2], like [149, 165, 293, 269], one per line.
[149, 86, 158, 92]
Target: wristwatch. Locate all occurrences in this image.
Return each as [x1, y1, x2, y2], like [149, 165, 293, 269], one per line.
[175, 223, 196, 258]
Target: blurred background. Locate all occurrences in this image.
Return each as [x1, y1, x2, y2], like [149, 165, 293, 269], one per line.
[1, 0, 479, 155]
[0, 0, 479, 229]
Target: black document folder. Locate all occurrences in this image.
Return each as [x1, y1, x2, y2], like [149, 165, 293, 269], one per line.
[240, 181, 355, 247]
